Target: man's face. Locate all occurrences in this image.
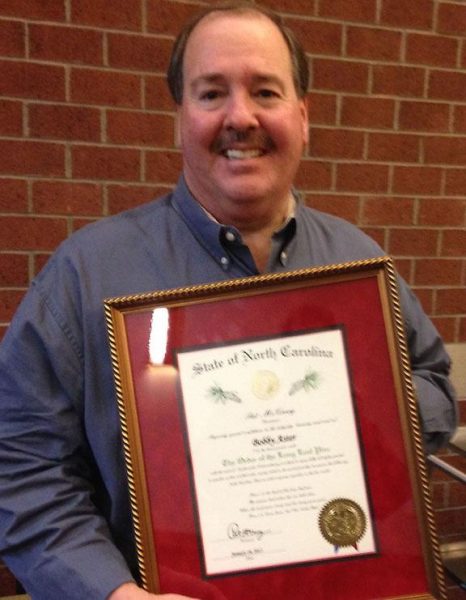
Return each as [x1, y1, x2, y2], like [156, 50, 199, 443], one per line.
[177, 11, 309, 224]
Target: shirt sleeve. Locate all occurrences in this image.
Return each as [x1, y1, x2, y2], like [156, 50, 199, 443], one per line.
[0, 282, 134, 600]
[397, 278, 458, 454]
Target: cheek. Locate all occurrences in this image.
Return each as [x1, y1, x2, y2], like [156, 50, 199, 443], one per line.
[262, 110, 306, 149]
[180, 111, 220, 150]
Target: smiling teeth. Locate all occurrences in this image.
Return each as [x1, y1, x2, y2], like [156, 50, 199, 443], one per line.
[225, 149, 262, 160]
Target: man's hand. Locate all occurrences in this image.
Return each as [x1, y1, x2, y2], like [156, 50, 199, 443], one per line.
[108, 581, 201, 600]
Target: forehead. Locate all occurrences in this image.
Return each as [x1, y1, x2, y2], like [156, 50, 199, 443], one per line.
[183, 11, 294, 84]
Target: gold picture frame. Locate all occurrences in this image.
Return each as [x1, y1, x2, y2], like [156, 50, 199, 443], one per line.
[105, 257, 446, 600]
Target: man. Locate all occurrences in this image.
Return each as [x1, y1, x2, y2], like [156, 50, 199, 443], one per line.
[0, 3, 457, 600]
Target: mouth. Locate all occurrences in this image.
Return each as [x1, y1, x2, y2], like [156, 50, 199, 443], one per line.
[222, 149, 265, 160]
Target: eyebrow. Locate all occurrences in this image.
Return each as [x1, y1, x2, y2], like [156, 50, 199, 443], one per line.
[190, 73, 286, 93]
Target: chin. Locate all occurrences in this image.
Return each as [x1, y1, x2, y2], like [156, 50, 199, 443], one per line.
[223, 187, 270, 204]
[219, 178, 276, 201]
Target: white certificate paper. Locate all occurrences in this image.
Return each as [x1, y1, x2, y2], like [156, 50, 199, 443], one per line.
[176, 327, 376, 576]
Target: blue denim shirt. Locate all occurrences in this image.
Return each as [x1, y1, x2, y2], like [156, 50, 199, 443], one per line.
[0, 177, 457, 599]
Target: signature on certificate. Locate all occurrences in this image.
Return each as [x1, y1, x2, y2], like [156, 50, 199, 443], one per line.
[227, 522, 269, 541]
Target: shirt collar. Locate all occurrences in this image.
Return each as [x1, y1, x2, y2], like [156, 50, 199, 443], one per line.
[171, 175, 298, 272]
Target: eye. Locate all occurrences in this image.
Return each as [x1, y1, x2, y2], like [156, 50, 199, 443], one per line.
[257, 89, 278, 97]
[199, 89, 223, 102]
[254, 88, 282, 102]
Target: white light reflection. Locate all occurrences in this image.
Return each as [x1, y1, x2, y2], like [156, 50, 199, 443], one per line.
[148, 307, 170, 365]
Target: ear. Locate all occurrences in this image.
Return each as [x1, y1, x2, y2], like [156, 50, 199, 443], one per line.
[300, 95, 310, 146]
[174, 107, 182, 148]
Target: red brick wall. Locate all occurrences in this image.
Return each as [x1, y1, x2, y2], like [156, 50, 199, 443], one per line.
[0, 0, 465, 345]
[0, 0, 465, 597]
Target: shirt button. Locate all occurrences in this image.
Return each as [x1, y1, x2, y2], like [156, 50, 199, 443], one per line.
[220, 256, 230, 268]
[280, 251, 288, 265]
[225, 230, 236, 242]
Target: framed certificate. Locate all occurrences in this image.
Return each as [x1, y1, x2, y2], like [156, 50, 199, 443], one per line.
[104, 257, 447, 600]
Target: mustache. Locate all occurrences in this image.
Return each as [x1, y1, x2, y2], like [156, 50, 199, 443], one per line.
[211, 129, 275, 153]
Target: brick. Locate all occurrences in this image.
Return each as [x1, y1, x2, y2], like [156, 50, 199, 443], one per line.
[32, 181, 103, 216]
[380, 0, 433, 30]
[107, 184, 167, 214]
[430, 481, 446, 509]
[392, 258, 413, 283]
[147, 0, 205, 35]
[0, 253, 29, 286]
[459, 400, 466, 424]
[445, 168, 466, 195]
[0, 60, 65, 101]
[70, 68, 142, 108]
[307, 92, 337, 125]
[437, 2, 466, 36]
[458, 318, 466, 342]
[418, 198, 466, 227]
[308, 128, 364, 159]
[454, 105, 466, 133]
[436, 288, 466, 314]
[261, 0, 317, 14]
[430, 317, 456, 343]
[303, 194, 359, 224]
[362, 197, 415, 226]
[145, 150, 184, 185]
[33, 253, 52, 276]
[0, 179, 28, 213]
[449, 480, 466, 507]
[71, 0, 142, 30]
[0, 216, 67, 251]
[388, 228, 439, 256]
[106, 110, 174, 147]
[0, 0, 65, 21]
[294, 159, 332, 190]
[411, 287, 434, 314]
[108, 34, 172, 73]
[71, 217, 99, 232]
[372, 65, 425, 97]
[29, 24, 103, 65]
[424, 136, 466, 166]
[0, 99, 22, 136]
[313, 59, 369, 94]
[318, 0, 376, 22]
[361, 227, 387, 249]
[0, 290, 26, 320]
[367, 132, 419, 163]
[29, 104, 101, 142]
[0, 140, 65, 177]
[0, 19, 25, 56]
[399, 101, 450, 132]
[429, 70, 466, 102]
[392, 166, 442, 195]
[414, 258, 463, 285]
[145, 76, 176, 111]
[406, 33, 458, 68]
[341, 96, 395, 129]
[285, 18, 342, 55]
[441, 230, 466, 257]
[72, 146, 141, 181]
[346, 26, 401, 61]
[336, 163, 389, 193]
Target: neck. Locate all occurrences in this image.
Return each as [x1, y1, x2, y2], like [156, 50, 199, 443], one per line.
[236, 198, 293, 272]
[241, 228, 274, 272]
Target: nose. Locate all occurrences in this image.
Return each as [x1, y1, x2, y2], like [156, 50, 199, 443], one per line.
[223, 91, 259, 131]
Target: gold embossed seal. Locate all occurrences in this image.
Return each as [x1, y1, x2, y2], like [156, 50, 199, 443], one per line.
[319, 498, 366, 548]
[251, 370, 280, 400]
